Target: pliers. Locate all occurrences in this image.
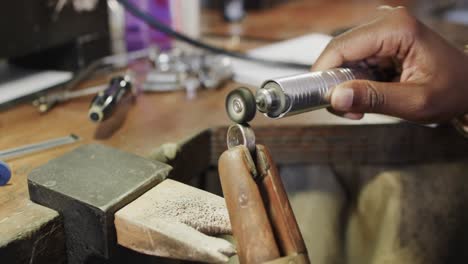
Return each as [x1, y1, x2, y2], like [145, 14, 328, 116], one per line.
[218, 124, 310, 264]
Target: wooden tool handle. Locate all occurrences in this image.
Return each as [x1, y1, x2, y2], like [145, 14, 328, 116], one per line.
[256, 145, 309, 259]
[218, 146, 281, 264]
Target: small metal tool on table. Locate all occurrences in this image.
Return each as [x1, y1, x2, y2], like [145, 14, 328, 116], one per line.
[33, 48, 153, 113]
[33, 85, 107, 112]
[0, 134, 80, 161]
[88, 75, 134, 122]
[0, 134, 80, 186]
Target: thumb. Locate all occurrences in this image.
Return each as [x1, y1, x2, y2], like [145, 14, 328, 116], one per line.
[329, 80, 425, 120]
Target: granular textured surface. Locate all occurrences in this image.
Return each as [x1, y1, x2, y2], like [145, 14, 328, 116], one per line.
[153, 191, 231, 235]
[114, 179, 234, 263]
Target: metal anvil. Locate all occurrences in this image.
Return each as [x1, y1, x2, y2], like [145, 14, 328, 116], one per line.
[28, 144, 233, 264]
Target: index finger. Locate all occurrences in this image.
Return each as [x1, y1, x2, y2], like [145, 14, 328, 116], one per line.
[312, 7, 412, 71]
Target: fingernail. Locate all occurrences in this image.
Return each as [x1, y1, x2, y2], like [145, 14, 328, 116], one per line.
[343, 113, 364, 120]
[332, 88, 354, 111]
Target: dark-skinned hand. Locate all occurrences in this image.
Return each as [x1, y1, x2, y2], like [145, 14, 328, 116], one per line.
[313, 6, 468, 124]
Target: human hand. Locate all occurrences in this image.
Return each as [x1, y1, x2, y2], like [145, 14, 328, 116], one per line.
[313, 7, 468, 123]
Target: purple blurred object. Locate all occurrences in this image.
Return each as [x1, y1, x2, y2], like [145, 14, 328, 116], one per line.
[125, 0, 172, 51]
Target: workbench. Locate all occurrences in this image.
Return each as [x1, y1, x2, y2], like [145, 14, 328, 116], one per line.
[2, 0, 468, 263]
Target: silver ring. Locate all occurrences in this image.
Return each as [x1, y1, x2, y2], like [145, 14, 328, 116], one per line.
[226, 124, 256, 153]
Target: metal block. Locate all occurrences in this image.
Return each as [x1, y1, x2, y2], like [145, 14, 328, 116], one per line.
[28, 144, 171, 264]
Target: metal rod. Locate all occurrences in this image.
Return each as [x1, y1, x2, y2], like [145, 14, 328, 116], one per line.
[0, 134, 80, 160]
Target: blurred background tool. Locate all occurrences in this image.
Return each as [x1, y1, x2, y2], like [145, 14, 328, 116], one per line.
[222, 0, 245, 22]
[142, 49, 233, 96]
[0, 134, 80, 161]
[88, 75, 133, 122]
[33, 47, 154, 113]
[219, 124, 309, 263]
[33, 84, 107, 112]
[0, 160, 12, 186]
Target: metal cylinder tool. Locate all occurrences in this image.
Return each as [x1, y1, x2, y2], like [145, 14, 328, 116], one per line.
[257, 67, 371, 118]
[225, 66, 393, 123]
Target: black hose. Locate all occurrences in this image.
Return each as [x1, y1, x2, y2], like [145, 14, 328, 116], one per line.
[115, 0, 311, 70]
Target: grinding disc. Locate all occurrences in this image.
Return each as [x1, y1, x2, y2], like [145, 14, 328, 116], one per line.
[225, 87, 256, 124]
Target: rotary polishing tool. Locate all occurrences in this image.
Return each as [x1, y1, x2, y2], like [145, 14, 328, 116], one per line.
[226, 66, 394, 123]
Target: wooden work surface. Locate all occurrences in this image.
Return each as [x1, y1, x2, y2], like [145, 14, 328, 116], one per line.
[2, 0, 467, 256]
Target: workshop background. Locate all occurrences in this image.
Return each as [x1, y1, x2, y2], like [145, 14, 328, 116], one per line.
[1, 0, 468, 264]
